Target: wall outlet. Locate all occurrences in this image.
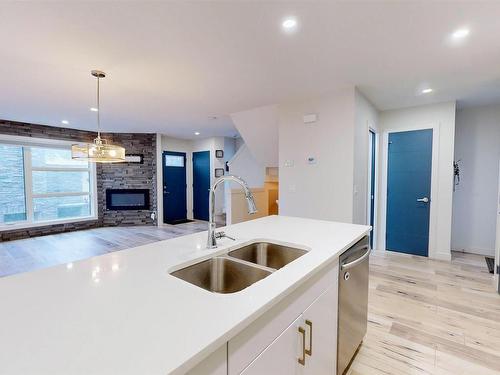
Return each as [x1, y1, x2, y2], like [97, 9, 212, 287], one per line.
[284, 160, 294, 167]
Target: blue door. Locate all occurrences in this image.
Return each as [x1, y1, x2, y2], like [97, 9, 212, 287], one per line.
[386, 129, 432, 256]
[193, 151, 210, 221]
[162, 151, 187, 224]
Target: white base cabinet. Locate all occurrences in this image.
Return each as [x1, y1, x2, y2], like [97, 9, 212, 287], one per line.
[240, 285, 337, 375]
[188, 260, 339, 375]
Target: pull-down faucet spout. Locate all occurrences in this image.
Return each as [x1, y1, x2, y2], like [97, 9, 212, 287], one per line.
[207, 175, 257, 249]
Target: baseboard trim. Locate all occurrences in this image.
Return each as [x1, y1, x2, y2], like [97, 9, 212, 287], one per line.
[431, 251, 452, 261]
[452, 247, 495, 257]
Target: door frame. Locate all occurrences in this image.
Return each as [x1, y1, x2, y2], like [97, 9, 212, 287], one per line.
[377, 123, 440, 258]
[192, 150, 211, 221]
[367, 128, 378, 249]
[162, 150, 187, 224]
[495, 161, 500, 292]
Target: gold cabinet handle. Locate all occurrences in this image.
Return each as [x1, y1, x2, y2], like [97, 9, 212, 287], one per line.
[298, 326, 306, 366]
[305, 320, 313, 356]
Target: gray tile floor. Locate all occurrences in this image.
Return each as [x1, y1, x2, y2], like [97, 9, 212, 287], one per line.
[0, 222, 207, 278]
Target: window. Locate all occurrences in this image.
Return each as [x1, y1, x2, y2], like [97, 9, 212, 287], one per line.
[164, 154, 185, 167]
[0, 144, 26, 223]
[0, 138, 96, 228]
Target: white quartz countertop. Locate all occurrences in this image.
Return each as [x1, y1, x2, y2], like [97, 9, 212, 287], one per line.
[0, 215, 370, 375]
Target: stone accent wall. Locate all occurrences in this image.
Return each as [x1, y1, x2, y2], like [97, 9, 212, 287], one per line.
[0, 119, 157, 241]
[98, 133, 157, 226]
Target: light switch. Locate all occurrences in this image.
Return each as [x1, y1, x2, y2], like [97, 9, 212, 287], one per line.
[284, 160, 294, 167]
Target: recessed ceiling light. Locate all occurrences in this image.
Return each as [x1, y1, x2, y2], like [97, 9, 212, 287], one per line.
[452, 28, 470, 39]
[421, 88, 433, 94]
[194, 132, 200, 136]
[282, 17, 298, 33]
[90, 107, 98, 112]
[61, 120, 69, 125]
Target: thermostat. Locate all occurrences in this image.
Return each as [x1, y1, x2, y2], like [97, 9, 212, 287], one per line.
[303, 113, 318, 124]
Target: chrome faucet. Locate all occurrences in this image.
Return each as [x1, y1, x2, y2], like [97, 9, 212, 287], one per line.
[207, 175, 257, 249]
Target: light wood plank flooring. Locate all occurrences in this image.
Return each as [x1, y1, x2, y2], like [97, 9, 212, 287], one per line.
[348, 250, 500, 375]
[0, 222, 207, 278]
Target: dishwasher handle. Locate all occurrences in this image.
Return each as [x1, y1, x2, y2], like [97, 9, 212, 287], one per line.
[341, 246, 370, 271]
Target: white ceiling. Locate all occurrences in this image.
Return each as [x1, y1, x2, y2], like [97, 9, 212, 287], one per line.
[1, 2, 500, 138]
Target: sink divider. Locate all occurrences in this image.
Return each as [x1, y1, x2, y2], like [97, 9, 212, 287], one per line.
[216, 255, 277, 274]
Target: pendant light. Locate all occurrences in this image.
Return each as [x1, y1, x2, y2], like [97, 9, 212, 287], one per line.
[71, 70, 125, 163]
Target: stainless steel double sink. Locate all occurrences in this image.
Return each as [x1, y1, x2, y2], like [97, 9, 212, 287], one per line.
[171, 242, 307, 294]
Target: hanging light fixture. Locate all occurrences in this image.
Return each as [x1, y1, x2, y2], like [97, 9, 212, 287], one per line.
[71, 70, 125, 163]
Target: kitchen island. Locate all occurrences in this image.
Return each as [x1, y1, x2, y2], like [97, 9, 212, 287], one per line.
[0, 215, 369, 375]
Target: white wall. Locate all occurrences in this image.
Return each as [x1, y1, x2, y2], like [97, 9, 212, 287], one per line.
[225, 143, 266, 225]
[353, 89, 379, 225]
[192, 137, 227, 215]
[452, 104, 500, 256]
[378, 102, 456, 260]
[278, 87, 356, 222]
[235, 137, 244, 152]
[159, 135, 234, 221]
[224, 137, 236, 163]
[227, 144, 266, 188]
[230, 105, 279, 167]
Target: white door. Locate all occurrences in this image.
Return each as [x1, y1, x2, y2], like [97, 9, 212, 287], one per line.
[240, 315, 303, 375]
[302, 286, 338, 375]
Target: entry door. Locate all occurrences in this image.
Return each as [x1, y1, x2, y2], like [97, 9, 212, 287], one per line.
[386, 129, 432, 256]
[193, 151, 210, 221]
[162, 151, 187, 224]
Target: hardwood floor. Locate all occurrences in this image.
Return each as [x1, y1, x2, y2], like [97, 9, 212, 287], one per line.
[348, 250, 500, 375]
[1, 226, 499, 374]
[0, 222, 207, 278]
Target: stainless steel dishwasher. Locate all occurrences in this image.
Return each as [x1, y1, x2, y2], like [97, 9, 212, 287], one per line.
[337, 236, 370, 375]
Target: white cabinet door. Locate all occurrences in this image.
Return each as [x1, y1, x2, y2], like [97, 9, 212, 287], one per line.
[240, 315, 304, 375]
[302, 286, 338, 375]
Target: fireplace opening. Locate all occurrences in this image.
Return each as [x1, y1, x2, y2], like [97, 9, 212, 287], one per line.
[106, 189, 150, 211]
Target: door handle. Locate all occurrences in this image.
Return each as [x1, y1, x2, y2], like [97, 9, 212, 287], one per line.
[417, 197, 429, 203]
[305, 320, 312, 356]
[298, 326, 306, 366]
[341, 246, 370, 270]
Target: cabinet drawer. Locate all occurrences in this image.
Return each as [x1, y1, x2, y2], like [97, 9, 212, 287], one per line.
[228, 261, 338, 375]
